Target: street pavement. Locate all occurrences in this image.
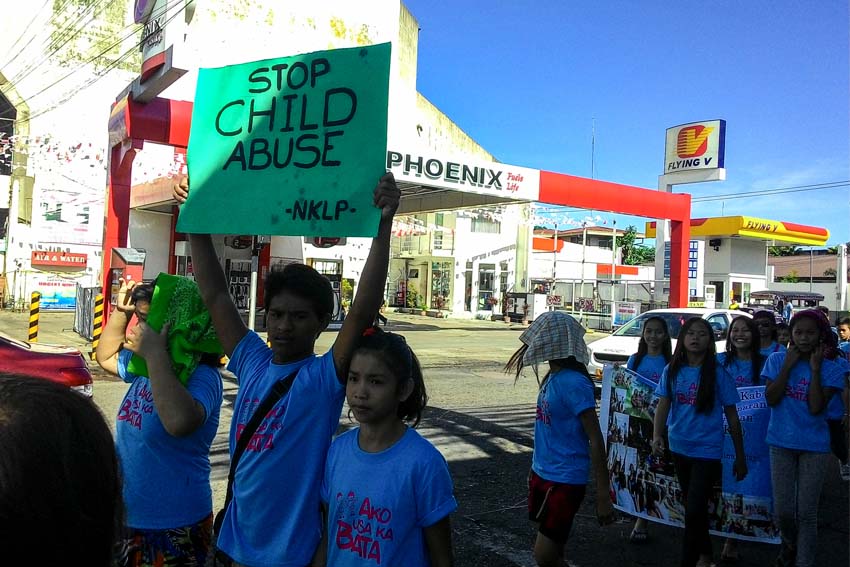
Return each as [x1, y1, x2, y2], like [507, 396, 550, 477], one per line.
[1, 309, 847, 566]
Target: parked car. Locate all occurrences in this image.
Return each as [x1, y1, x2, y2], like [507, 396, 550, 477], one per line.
[0, 331, 93, 397]
[586, 308, 752, 386]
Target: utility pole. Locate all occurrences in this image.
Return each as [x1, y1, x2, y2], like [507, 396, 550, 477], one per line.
[809, 247, 814, 292]
[552, 223, 558, 281]
[611, 220, 617, 330]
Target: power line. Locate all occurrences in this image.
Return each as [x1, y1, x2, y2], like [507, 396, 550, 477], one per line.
[8, 0, 179, 108]
[691, 181, 848, 202]
[7, 0, 114, 87]
[0, 0, 53, 68]
[15, 0, 187, 122]
[2, 0, 85, 72]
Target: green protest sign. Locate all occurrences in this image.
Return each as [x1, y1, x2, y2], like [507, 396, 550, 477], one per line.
[177, 43, 391, 237]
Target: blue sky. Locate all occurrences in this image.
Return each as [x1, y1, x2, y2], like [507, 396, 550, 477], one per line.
[403, 0, 849, 246]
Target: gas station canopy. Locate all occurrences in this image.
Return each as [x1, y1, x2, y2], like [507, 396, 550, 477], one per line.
[646, 216, 829, 246]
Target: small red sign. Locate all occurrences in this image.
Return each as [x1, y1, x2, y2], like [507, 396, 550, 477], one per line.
[31, 251, 88, 268]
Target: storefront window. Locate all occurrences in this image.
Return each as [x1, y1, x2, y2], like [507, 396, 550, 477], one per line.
[478, 264, 496, 310]
[430, 261, 451, 309]
[310, 259, 341, 275]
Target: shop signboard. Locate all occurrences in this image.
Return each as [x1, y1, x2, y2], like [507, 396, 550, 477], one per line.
[612, 301, 640, 326]
[31, 275, 78, 310]
[386, 150, 540, 202]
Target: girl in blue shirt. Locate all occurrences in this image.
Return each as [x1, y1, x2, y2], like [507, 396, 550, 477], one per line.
[505, 311, 615, 567]
[719, 316, 765, 388]
[754, 310, 786, 358]
[716, 315, 765, 561]
[762, 310, 845, 567]
[652, 317, 747, 567]
[626, 316, 671, 543]
[319, 328, 457, 567]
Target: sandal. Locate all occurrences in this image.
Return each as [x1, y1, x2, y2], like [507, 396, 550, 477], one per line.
[628, 527, 649, 543]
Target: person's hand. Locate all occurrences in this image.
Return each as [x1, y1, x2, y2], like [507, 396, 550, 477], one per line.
[173, 176, 189, 205]
[783, 345, 801, 368]
[809, 344, 823, 373]
[124, 322, 170, 359]
[373, 172, 399, 221]
[651, 436, 665, 457]
[115, 278, 137, 314]
[733, 457, 748, 481]
[596, 497, 616, 526]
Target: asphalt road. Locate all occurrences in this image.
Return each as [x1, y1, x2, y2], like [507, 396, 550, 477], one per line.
[2, 309, 847, 566]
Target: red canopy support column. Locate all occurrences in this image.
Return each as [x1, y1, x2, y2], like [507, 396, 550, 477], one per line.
[101, 142, 139, 321]
[669, 215, 691, 308]
[101, 95, 193, 318]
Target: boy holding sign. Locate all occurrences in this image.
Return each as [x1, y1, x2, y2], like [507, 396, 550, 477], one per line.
[173, 171, 399, 567]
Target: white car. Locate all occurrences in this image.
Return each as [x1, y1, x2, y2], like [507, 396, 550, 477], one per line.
[587, 308, 752, 382]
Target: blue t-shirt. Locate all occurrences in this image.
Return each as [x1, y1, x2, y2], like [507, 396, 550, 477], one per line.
[115, 349, 222, 529]
[824, 354, 849, 420]
[321, 428, 457, 567]
[532, 369, 596, 484]
[627, 353, 667, 384]
[717, 352, 763, 387]
[761, 352, 846, 452]
[759, 341, 786, 359]
[655, 365, 739, 459]
[216, 332, 345, 567]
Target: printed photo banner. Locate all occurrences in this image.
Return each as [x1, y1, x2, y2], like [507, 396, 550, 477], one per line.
[178, 43, 392, 237]
[599, 365, 779, 544]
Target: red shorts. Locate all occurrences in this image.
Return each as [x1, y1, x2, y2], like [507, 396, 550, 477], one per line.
[528, 470, 587, 544]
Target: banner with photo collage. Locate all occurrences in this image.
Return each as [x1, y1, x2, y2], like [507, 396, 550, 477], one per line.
[599, 365, 780, 544]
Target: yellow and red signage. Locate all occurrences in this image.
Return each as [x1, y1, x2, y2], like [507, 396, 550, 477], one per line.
[32, 251, 88, 268]
[664, 120, 726, 173]
[646, 216, 829, 246]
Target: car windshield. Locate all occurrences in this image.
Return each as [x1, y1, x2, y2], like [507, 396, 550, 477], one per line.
[613, 312, 701, 339]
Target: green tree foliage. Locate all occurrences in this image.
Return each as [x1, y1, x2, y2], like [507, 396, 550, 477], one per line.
[619, 225, 655, 265]
[778, 270, 800, 283]
[51, 0, 140, 71]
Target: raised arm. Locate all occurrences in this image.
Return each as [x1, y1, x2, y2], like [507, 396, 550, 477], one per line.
[332, 173, 399, 379]
[95, 278, 135, 375]
[174, 177, 248, 356]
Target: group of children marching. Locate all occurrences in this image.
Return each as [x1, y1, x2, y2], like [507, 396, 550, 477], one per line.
[604, 309, 849, 567]
[87, 170, 847, 567]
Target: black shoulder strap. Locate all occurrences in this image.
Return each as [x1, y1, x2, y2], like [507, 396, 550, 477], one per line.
[222, 369, 299, 513]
